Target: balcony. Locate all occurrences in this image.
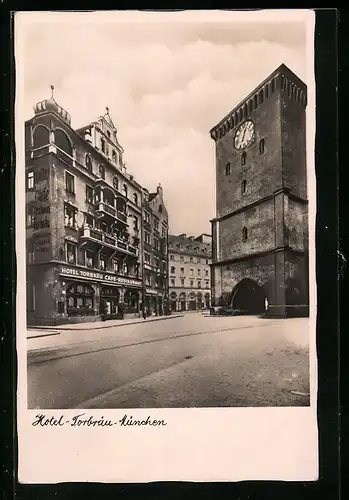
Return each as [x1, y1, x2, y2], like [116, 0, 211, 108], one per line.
[80, 226, 139, 256]
[95, 202, 128, 225]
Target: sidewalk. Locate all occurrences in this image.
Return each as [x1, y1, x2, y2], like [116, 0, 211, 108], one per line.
[27, 313, 184, 351]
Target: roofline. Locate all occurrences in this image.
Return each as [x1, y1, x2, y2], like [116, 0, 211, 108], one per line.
[209, 63, 307, 134]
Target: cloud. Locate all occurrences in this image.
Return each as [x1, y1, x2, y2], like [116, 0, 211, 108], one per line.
[19, 13, 309, 235]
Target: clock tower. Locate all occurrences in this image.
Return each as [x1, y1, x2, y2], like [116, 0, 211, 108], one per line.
[210, 63, 309, 317]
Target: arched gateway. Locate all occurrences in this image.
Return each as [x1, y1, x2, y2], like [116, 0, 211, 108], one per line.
[231, 279, 266, 314]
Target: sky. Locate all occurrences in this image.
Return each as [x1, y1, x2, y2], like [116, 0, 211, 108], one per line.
[17, 10, 311, 236]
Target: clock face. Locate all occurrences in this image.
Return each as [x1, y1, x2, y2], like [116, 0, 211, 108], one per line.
[234, 120, 255, 151]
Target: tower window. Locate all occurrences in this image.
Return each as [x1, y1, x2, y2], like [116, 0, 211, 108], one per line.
[241, 152, 247, 166]
[225, 162, 231, 176]
[239, 108, 243, 122]
[243, 103, 248, 118]
[259, 89, 264, 104]
[248, 100, 253, 113]
[254, 95, 258, 108]
[265, 85, 269, 98]
[241, 180, 247, 195]
[259, 139, 265, 155]
[271, 78, 276, 93]
[242, 227, 248, 241]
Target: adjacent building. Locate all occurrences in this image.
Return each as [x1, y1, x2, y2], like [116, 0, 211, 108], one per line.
[168, 234, 212, 312]
[25, 91, 168, 325]
[210, 63, 309, 317]
[142, 184, 169, 316]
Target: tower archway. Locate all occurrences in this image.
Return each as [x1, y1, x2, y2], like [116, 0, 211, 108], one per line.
[231, 279, 266, 314]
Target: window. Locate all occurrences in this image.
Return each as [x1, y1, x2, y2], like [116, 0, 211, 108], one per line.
[144, 252, 151, 264]
[55, 129, 72, 156]
[113, 176, 119, 190]
[181, 278, 185, 286]
[154, 257, 160, 269]
[85, 154, 92, 172]
[27, 240, 35, 263]
[64, 204, 77, 228]
[66, 242, 76, 264]
[242, 227, 248, 241]
[241, 152, 247, 166]
[33, 125, 49, 149]
[241, 180, 247, 195]
[144, 211, 150, 223]
[190, 268, 194, 277]
[190, 257, 193, 262]
[180, 255, 184, 262]
[27, 171, 35, 190]
[171, 279, 175, 286]
[154, 219, 159, 231]
[145, 232, 151, 245]
[133, 193, 138, 205]
[133, 216, 139, 231]
[190, 280, 194, 287]
[159, 204, 163, 213]
[225, 163, 231, 176]
[198, 281, 202, 289]
[112, 150, 117, 163]
[101, 138, 106, 153]
[65, 171, 75, 194]
[180, 267, 184, 274]
[98, 164, 105, 180]
[206, 259, 209, 264]
[259, 138, 265, 154]
[99, 254, 107, 271]
[113, 259, 120, 273]
[170, 254, 174, 260]
[122, 184, 128, 198]
[196, 257, 200, 263]
[86, 250, 95, 268]
[154, 237, 159, 250]
[86, 185, 93, 204]
[197, 269, 201, 276]
[107, 131, 111, 139]
[124, 262, 128, 275]
[170, 266, 176, 274]
[205, 280, 210, 288]
[205, 269, 209, 277]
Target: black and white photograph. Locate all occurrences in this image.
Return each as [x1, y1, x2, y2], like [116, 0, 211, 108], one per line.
[16, 9, 318, 483]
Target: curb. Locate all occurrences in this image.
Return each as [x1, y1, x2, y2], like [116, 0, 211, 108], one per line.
[29, 314, 184, 332]
[27, 330, 60, 339]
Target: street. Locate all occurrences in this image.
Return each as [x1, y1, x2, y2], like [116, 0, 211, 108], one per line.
[27, 314, 310, 409]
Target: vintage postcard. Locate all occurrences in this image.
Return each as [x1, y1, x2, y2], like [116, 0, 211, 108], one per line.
[15, 9, 318, 483]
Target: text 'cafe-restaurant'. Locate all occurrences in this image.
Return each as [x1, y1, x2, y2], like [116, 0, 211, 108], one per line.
[53, 264, 142, 324]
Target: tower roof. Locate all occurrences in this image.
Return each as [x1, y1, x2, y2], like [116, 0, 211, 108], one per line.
[33, 85, 71, 125]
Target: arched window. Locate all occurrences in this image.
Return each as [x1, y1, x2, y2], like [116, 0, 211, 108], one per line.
[54, 129, 72, 156]
[133, 193, 138, 205]
[239, 108, 243, 122]
[241, 152, 247, 166]
[259, 89, 264, 104]
[248, 100, 253, 114]
[98, 164, 105, 180]
[242, 227, 248, 241]
[241, 180, 247, 195]
[265, 84, 269, 99]
[122, 184, 128, 198]
[33, 125, 49, 149]
[225, 162, 231, 176]
[271, 78, 276, 93]
[243, 103, 248, 118]
[85, 154, 92, 173]
[259, 138, 265, 155]
[254, 94, 258, 108]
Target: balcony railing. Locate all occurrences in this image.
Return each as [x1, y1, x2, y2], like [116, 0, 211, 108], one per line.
[95, 202, 128, 224]
[81, 226, 139, 256]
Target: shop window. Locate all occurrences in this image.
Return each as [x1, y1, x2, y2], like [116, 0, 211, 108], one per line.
[86, 185, 93, 204]
[66, 283, 95, 316]
[27, 171, 35, 190]
[66, 242, 77, 264]
[65, 171, 75, 194]
[64, 204, 77, 228]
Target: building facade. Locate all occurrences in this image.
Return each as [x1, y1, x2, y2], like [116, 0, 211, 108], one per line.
[142, 185, 169, 316]
[210, 64, 309, 317]
[168, 234, 212, 312]
[25, 92, 168, 325]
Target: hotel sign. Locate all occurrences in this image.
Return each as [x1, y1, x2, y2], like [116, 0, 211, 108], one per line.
[59, 265, 142, 288]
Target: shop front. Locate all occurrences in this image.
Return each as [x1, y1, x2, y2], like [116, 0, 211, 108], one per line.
[56, 264, 142, 324]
